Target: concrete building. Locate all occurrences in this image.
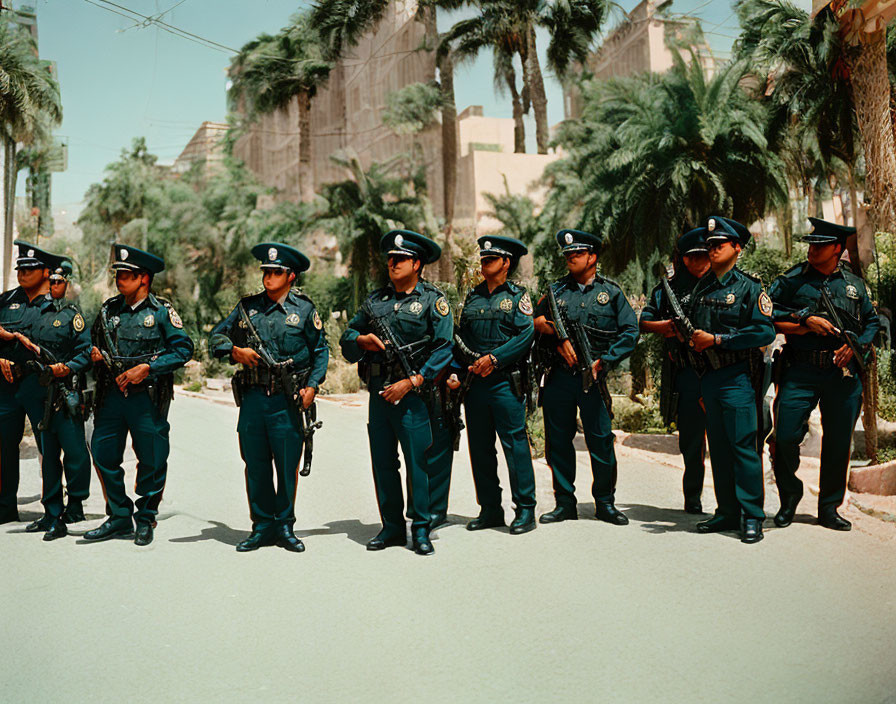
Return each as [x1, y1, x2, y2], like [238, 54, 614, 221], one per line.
[172, 121, 228, 176]
[564, 0, 715, 120]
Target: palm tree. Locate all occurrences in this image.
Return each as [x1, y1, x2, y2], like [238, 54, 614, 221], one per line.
[546, 50, 789, 274]
[228, 12, 333, 203]
[0, 22, 62, 288]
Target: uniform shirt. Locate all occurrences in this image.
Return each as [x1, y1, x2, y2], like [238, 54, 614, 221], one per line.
[688, 267, 775, 350]
[641, 268, 703, 367]
[208, 289, 329, 389]
[0, 287, 52, 367]
[92, 293, 194, 375]
[455, 280, 534, 369]
[769, 262, 879, 352]
[27, 297, 91, 372]
[340, 280, 453, 381]
[534, 272, 639, 371]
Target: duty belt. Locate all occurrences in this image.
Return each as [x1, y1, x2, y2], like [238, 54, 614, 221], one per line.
[713, 349, 750, 368]
[790, 348, 838, 370]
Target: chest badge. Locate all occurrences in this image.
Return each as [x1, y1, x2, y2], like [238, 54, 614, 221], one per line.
[409, 301, 423, 315]
[73, 314, 85, 332]
[9, 303, 20, 310]
[519, 292, 533, 315]
[499, 298, 513, 312]
[845, 285, 859, 300]
[143, 314, 156, 328]
[285, 313, 300, 326]
[597, 291, 610, 305]
[110, 316, 120, 327]
[52, 319, 62, 327]
[758, 292, 773, 316]
[435, 297, 450, 317]
[725, 293, 736, 304]
[248, 309, 258, 317]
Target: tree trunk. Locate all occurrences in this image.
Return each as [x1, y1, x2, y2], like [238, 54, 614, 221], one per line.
[525, 25, 549, 155]
[3, 138, 17, 291]
[297, 91, 315, 203]
[848, 30, 896, 237]
[438, 50, 457, 281]
[507, 69, 526, 154]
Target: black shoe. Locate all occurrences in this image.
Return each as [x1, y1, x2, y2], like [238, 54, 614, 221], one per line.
[696, 514, 740, 534]
[741, 518, 764, 544]
[466, 509, 505, 531]
[684, 497, 704, 515]
[774, 494, 801, 528]
[61, 501, 86, 524]
[366, 531, 407, 551]
[134, 522, 154, 546]
[276, 526, 305, 553]
[236, 530, 276, 552]
[0, 508, 20, 524]
[509, 508, 536, 535]
[430, 513, 448, 530]
[25, 515, 54, 533]
[818, 507, 852, 531]
[412, 529, 434, 556]
[83, 519, 135, 542]
[539, 506, 578, 524]
[595, 501, 629, 526]
[43, 518, 68, 541]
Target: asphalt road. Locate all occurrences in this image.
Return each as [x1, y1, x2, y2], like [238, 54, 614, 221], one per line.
[2, 392, 895, 703]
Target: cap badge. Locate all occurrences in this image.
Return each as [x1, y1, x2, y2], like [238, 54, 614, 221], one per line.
[708, 219, 716, 231]
[27, 249, 35, 258]
[564, 233, 573, 245]
[394, 234, 404, 247]
[483, 240, 492, 250]
[120, 249, 128, 260]
[268, 247, 278, 261]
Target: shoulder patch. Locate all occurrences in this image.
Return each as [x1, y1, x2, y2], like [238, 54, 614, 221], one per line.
[313, 310, 322, 330]
[758, 291, 773, 316]
[166, 304, 184, 329]
[72, 314, 85, 332]
[519, 291, 533, 315]
[435, 296, 450, 317]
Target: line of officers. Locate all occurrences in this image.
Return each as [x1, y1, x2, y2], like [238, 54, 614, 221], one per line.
[0, 213, 878, 553]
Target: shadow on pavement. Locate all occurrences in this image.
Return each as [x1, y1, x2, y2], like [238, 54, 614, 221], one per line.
[169, 520, 246, 546]
[318, 519, 386, 546]
[17, 494, 41, 505]
[620, 503, 740, 539]
[621, 434, 680, 455]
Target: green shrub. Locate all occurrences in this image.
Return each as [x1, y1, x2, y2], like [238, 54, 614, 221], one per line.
[739, 241, 805, 286]
[185, 381, 202, 393]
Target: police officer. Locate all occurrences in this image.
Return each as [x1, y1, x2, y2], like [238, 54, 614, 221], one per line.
[769, 218, 880, 531]
[84, 244, 193, 546]
[209, 243, 328, 553]
[533, 229, 639, 526]
[340, 230, 453, 556]
[0, 242, 65, 524]
[689, 216, 775, 544]
[640, 228, 710, 513]
[18, 257, 93, 538]
[446, 235, 536, 534]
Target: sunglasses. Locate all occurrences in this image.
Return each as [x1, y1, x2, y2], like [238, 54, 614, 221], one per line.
[262, 267, 288, 276]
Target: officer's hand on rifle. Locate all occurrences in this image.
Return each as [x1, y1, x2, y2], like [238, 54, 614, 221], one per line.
[446, 373, 461, 390]
[357, 333, 386, 352]
[0, 358, 14, 383]
[231, 346, 262, 368]
[557, 339, 578, 368]
[591, 359, 603, 380]
[691, 330, 716, 352]
[14, 332, 39, 355]
[50, 363, 70, 378]
[0, 325, 15, 341]
[117, 363, 150, 391]
[299, 386, 316, 409]
[805, 315, 839, 337]
[660, 320, 681, 339]
[90, 346, 104, 363]
[533, 316, 554, 336]
[471, 354, 496, 377]
[833, 343, 854, 368]
[380, 374, 422, 405]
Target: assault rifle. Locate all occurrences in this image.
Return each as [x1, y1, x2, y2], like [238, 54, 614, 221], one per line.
[546, 285, 595, 394]
[661, 276, 720, 370]
[238, 302, 321, 475]
[818, 285, 866, 376]
[360, 299, 430, 383]
[94, 307, 156, 400]
[442, 332, 481, 451]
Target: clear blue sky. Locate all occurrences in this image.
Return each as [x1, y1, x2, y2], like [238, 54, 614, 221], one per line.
[26, 0, 761, 212]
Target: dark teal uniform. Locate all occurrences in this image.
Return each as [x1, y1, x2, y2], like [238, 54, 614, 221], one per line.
[455, 280, 535, 516]
[769, 261, 879, 513]
[91, 292, 193, 527]
[27, 295, 93, 520]
[209, 288, 328, 537]
[689, 267, 775, 521]
[536, 272, 639, 511]
[340, 280, 454, 538]
[0, 288, 57, 521]
[641, 269, 706, 506]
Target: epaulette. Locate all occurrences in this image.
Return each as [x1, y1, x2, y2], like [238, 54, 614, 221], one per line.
[596, 273, 623, 291]
[290, 289, 315, 306]
[420, 279, 446, 296]
[239, 291, 263, 306]
[506, 280, 524, 295]
[736, 268, 763, 285]
[782, 262, 808, 278]
[838, 261, 864, 284]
